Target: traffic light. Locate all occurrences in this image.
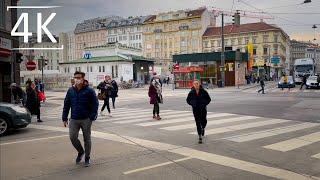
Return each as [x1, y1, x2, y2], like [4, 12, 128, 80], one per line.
[44, 59, 48, 66]
[16, 52, 23, 63]
[232, 11, 240, 26]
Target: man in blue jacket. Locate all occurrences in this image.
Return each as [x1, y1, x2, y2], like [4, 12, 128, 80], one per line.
[62, 71, 99, 167]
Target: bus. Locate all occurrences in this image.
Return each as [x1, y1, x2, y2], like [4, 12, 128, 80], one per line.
[293, 58, 316, 84]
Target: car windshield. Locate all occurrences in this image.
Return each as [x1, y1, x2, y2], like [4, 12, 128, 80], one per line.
[295, 65, 313, 72]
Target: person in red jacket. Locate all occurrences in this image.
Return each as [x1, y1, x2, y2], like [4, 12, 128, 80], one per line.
[187, 80, 211, 144]
[148, 80, 162, 120]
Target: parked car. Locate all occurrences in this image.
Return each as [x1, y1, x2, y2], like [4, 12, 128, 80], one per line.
[306, 75, 320, 89]
[0, 103, 31, 135]
[278, 76, 295, 88]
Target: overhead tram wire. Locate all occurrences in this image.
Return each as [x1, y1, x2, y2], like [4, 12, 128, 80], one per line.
[237, 0, 312, 26]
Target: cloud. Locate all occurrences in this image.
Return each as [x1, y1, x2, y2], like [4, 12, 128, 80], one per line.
[17, 0, 319, 43]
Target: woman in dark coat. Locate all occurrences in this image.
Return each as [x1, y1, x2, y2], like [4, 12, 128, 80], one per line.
[148, 80, 161, 120]
[97, 75, 113, 116]
[26, 82, 42, 122]
[186, 80, 211, 144]
[110, 79, 118, 109]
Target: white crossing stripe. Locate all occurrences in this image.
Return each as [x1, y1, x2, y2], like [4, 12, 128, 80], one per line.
[123, 157, 193, 175]
[111, 112, 193, 124]
[190, 119, 291, 135]
[107, 109, 151, 114]
[136, 113, 233, 127]
[263, 131, 320, 152]
[312, 153, 320, 159]
[224, 122, 320, 142]
[28, 124, 316, 180]
[0, 135, 68, 145]
[111, 109, 173, 118]
[160, 116, 259, 131]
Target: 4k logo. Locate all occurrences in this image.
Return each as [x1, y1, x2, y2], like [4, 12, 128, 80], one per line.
[11, 12, 57, 43]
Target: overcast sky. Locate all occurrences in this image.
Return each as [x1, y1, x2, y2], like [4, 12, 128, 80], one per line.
[18, 0, 320, 43]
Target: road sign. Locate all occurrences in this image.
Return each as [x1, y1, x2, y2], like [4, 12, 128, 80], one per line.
[84, 52, 92, 59]
[26, 61, 36, 71]
[271, 56, 280, 64]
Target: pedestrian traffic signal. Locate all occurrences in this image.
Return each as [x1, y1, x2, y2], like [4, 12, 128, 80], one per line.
[15, 52, 23, 63]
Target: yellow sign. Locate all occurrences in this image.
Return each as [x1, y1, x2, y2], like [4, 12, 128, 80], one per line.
[247, 43, 253, 55]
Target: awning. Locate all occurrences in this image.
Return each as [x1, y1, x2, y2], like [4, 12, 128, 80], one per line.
[0, 48, 11, 57]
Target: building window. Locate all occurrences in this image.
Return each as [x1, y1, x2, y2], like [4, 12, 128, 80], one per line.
[103, 66, 105, 72]
[99, 66, 101, 72]
[252, 36, 258, 44]
[263, 36, 269, 43]
[274, 34, 278, 42]
[263, 47, 268, 55]
[112, 66, 114, 78]
[204, 41, 209, 48]
[115, 65, 118, 78]
[253, 48, 257, 55]
[245, 37, 249, 44]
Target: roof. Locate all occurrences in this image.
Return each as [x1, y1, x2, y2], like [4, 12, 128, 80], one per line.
[203, 22, 283, 37]
[60, 55, 154, 65]
[186, 8, 206, 17]
[106, 16, 153, 29]
[74, 16, 123, 34]
[144, 7, 206, 23]
[173, 51, 249, 63]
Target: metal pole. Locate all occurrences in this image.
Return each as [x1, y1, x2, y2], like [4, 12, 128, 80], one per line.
[41, 57, 44, 82]
[11, 52, 16, 103]
[221, 13, 225, 87]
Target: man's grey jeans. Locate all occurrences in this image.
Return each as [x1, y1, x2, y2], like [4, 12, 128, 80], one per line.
[69, 118, 92, 158]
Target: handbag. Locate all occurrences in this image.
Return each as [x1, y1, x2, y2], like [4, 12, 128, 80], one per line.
[97, 92, 106, 100]
[157, 94, 163, 104]
[38, 92, 46, 101]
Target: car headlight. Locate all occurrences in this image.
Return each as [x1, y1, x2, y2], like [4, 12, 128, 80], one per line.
[11, 106, 28, 114]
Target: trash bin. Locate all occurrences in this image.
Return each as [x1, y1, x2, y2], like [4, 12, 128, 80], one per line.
[217, 80, 223, 88]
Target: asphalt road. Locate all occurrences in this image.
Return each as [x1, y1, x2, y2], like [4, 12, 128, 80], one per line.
[1, 86, 320, 180]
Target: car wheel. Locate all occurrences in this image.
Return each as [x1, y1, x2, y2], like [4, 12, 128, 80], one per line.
[0, 118, 9, 136]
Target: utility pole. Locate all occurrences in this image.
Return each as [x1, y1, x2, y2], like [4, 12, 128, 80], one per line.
[220, 13, 225, 87]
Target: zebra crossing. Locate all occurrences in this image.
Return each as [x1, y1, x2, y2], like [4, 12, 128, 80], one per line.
[242, 86, 319, 93]
[41, 107, 320, 160]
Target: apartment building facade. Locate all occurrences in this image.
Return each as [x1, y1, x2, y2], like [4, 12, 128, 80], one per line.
[74, 16, 122, 59]
[203, 22, 290, 77]
[142, 7, 215, 74]
[106, 16, 151, 49]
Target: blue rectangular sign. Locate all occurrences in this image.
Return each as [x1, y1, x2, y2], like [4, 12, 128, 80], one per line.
[271, 56, 280, 64]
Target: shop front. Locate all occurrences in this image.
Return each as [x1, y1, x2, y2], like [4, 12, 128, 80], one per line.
[173, 51, 249, 87]
[174, 66, 204, 88]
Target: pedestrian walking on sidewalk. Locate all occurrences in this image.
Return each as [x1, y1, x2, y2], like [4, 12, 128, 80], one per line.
[300, 74, 307, 90]
[186, 80, 211, 144]
[148, 79, 162, 120]
[62, 71, 99, 167]
[97, 75, 113, 117]
[110, 79, 118, 109]
[258, 75, 265, 94]
[26, 81, 42, 122]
